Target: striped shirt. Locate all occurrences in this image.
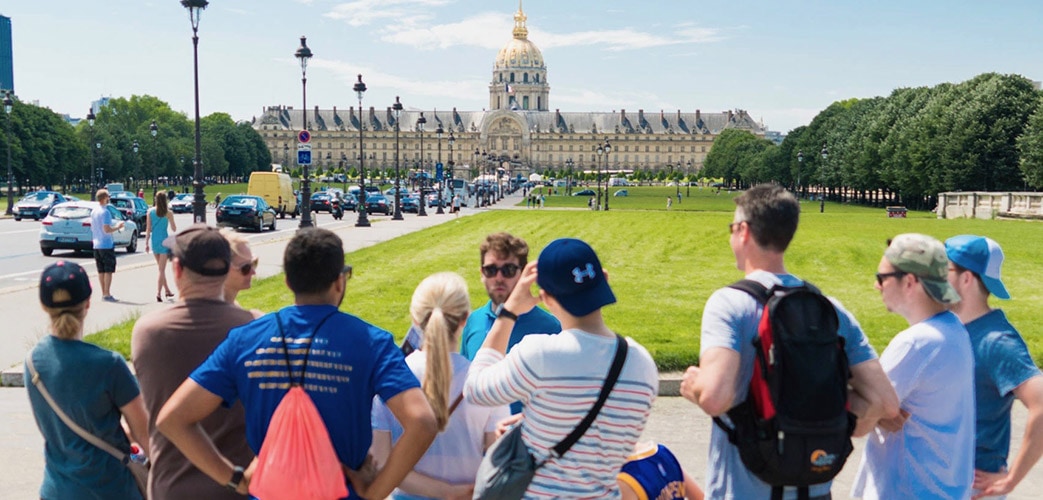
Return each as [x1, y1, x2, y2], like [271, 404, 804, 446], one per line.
[465, 329, 659, 498]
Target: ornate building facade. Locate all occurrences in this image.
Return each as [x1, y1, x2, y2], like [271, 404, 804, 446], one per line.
[252, 3, 763, 181]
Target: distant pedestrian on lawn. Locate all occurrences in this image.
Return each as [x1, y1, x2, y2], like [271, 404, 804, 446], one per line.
[145, 191, 177, 302]
[666, 196, 672, 210]
[91, 189, 126, 302]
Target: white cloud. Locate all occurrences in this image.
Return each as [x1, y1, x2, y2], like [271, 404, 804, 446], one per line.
[380, 12, 509, 50]
[324, 0, 450, 27]
[312, 58, 487, 100]
[552, 88, 662, 110]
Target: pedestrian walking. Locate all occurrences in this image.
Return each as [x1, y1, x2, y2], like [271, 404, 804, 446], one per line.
[144, 191, 177, 302]
[666, 196, 672, 210]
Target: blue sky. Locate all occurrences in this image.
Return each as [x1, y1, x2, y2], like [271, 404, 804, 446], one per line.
[3, 0, 1042, 133]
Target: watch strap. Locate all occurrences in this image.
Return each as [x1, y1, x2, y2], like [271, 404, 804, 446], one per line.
[496, 305, 518, 321]
[226, 465, 245, 491]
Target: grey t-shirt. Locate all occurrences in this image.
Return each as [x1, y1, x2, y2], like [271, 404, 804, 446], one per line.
[131, 299, 256, 500]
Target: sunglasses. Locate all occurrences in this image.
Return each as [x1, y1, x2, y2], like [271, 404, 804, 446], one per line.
[342, 265, 353, 281]
[237, 257, 259, 276]
[875, 271, 907, 286]
[481, 263, 521, 278]
[728, 221, 746, 234]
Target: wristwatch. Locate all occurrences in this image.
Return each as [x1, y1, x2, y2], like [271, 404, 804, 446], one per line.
[225, 465, 245, 492]
[495, 304, 518, 322]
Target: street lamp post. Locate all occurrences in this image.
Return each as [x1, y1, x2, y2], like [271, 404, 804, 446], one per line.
[96, 140, 103, 188]
[595, 144, 603, 211]
[354, 74, 371, 227]
[181, 0, 209, 223]
[132, 141, 140, 193]
[686, 160, 692, 197]
[295, 35, 315, 229]
[820, 143, 828, 213]
[447, 130, 455, 210]
[3, 92, 12, 215]
[565, 158, 574, 197]
[796, 149, 803, 198]
[417, 112, 427, 217]
[603, 139, 612, 211]
[149, 120, 158, 200]
[391, 96, 403, 220]
[87, 108, 96, 200]
[674, 163, 681, 200]
[435, 123, 444, 214]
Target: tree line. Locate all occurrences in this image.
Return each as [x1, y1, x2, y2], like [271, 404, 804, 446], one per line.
[700, 72, 1043, 209]
[0, 94, 271, 195]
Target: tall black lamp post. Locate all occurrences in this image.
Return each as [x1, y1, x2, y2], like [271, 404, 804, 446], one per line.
[435, 123, 445, 214]
[149, 120, 158, 200]
[602, 139, 612, 211]
[796, 149, 803, 198]
[3, 92, 12, 215]
[354, 74, 370, 227]
[295, 35, 314, 228]
[181, 0, 209, 223]
[96, 140, 103, 188]
[565, 157, 574, 196]
[820, 143, 828, 213]
[686, 160, 692, 197]
[447, 130, 455, 209]
[87, 108, 96, 200]
[416, 112, 427, 217]
[391, 96, 403, 220]
[132, 141, 140, 192]
[595, 144, 603, 211]
[673, 163, 681, 199]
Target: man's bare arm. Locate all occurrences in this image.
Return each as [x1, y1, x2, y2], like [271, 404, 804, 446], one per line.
[847, 359, 900, 437]
[680, 347, 740, 417]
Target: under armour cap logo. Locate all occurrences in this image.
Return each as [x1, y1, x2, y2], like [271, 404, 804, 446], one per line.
[572, 263, 595, 283]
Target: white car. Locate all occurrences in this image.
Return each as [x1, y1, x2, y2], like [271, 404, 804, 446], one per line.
[39, 201, 139, 256]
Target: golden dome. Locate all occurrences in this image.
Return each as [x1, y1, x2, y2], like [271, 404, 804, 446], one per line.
[493, 2, 545, 71]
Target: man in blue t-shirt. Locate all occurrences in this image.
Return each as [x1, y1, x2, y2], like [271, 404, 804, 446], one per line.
[458, 232, 560, 413]
[90, 189, 125, 301]
[946, 235, 1043, 499]
[680, 184, 899, 500]
[157, 228, 437, 500]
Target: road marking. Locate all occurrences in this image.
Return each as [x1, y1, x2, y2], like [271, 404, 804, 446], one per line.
[0, 228, 43, 236]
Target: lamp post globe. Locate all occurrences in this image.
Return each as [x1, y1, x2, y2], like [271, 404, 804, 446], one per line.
[391, 96, 404, 220]
[435, 123, 444, 214]
[603, 139, 611, 211]
[354, 74, 371, 227]
[416, 112, 427, 217]
[181, 0, 210, 222]
[87, 108, 97, 200]
[295, 35, 315, 229]
[4, 92, 13, 215]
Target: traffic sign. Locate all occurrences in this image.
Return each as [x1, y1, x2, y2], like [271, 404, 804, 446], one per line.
[436, 162, 444, 181]
[297, 130, 311, 143]
[297, 143, 312, 165]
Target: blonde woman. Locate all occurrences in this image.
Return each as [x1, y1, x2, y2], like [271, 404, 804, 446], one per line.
[145, 191, 177, 301]
[220, 228, 263, 318]
[371, 272, 509, 500]
[24, 261, 150, 499]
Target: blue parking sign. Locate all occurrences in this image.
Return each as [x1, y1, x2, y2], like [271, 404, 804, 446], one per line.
[436, 162, 443, 181]
[298, 149, 312, 165]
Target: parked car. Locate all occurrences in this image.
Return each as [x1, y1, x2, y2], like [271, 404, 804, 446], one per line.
[310, 192, 337, 213]
[109, 193, 149, 231]
[398, 195, 420, 213]
[14, 191, 69, 221]
[364, 193, 393, 215]
[613, 189, 629, 197]
[572, 189, 596, 196]
[39, 201, 139, 256]
[169, 193, 195, 213]
[216, 195, 277, 232]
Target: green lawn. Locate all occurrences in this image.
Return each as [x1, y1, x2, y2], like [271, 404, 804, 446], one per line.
[87, 190, 1043, 371]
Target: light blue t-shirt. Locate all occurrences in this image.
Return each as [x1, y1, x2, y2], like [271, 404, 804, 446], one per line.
[700, 271, 877, 500]
[459, 300, 561, 414]
[190, 305, 420, 498]
[90, 203, 115, 250]
[851, 310, 975, 500]
[24, 335, 142, 500]
[966, 309, 1041, 473]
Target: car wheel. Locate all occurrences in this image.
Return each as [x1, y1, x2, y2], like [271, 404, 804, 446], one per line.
[126, 232, 138, 253]
[41, 247, 53, 256]
[270, 217, 276, 231]
[257, 217, 264, 232]
[14, 216, 20, 221]
[34, 215, 40, 221]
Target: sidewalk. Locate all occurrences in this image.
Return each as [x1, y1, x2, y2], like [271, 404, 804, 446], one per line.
[2, 194, 1041, 499]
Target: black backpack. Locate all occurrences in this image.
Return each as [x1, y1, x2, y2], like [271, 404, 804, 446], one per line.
[713, 280, 856, 500]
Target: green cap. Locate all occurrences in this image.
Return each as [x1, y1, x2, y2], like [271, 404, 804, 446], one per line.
[884, 233, 961, 305]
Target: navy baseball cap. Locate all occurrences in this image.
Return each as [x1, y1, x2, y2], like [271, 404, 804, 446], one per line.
[536, 238, 616, 317]
[945, 235, 1010, 300]
[40, 260, 92, 308]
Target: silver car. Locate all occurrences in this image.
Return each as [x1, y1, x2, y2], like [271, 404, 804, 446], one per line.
[39, 201, 139, 256]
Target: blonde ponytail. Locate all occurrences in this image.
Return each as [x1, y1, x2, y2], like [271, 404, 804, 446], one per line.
[411, 272, 470, 432]
[42, 303, 87, 340]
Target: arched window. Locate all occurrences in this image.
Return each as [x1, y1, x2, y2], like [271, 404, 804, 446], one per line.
[499, 74, 503, 82]
[510, 73, 515, 83]
[523, 73, 529, 83]
[535, 74, 540, 83]
[537, 97, 541, 109]
[523, 96, 530, 109]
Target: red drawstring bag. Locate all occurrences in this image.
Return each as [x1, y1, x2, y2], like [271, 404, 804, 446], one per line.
[249, 311, 348, 499]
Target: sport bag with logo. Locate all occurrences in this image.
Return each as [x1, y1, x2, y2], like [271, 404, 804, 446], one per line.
[713, 280, 856, 500]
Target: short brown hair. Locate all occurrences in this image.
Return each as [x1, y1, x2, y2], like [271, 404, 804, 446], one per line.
[734, 184, 800, 252]
[479, 232, 529, 266]
[96, 189, 110, 202]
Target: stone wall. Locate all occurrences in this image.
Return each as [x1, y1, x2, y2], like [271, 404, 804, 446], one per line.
[936, 191, 1043, 219]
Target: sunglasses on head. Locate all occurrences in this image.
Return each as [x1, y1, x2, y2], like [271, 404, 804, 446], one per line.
[237, 257, 259, 276]
[481, 263, 520, 278]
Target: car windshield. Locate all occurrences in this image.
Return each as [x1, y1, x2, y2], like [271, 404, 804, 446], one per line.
[50, 206, 92, 219]
[223, 197, 258, 207]
[312, 193, 329, 200]
[111, 199, 132, 208]
[174, 194, 193, 202]
[23, 192, 54, 202]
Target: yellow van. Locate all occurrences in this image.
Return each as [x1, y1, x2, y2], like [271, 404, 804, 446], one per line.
[248, 172, 298, 218]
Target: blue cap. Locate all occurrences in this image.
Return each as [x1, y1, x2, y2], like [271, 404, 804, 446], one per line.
[945, 235, 1010, 300]
[536, 238, 616, 317]
[39, 260, 92, 308]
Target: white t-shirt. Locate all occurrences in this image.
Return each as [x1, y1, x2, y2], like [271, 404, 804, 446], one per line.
[372, 352, 509, 498]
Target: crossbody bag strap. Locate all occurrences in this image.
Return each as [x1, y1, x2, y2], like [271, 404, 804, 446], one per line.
[550, 334, 628, 458]
[448, 393, 465, 416]
[275, 309, 338, 386]
[24, 353, 131, 465]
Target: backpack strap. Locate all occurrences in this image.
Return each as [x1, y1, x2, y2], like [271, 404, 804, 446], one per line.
[275, 309, 339, 387]
[550, 334, 628, 458]
[728, 279, 772, 304]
